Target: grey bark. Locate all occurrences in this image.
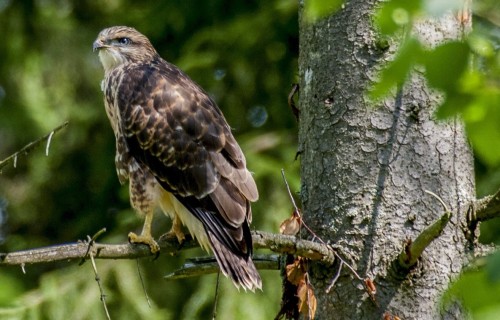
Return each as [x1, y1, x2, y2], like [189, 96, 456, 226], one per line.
[298, 1, 474, 319]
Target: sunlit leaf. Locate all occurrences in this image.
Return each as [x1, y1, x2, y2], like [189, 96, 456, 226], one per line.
[370, 37, 422, 100]
[443, 262, 500, 318]
[422, 0, 463, 17]
[466, 94, 500, 165]
[469, 34, 495, 58]
[435, 93, 474, 119]
[375, 0, 421, 35]
[304, 0, 343, 21]
[486, 251, 500, 283]
[424, 41, 469, 91]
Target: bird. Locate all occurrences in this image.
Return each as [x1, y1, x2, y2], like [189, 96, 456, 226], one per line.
[93, 26, 261, 290]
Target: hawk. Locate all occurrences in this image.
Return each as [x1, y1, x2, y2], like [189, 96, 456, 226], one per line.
[93, 26, 261, 290]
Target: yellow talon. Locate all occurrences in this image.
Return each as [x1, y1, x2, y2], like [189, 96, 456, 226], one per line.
[165, 216, 186, 243]
[128, 209, 160, 254]
[128, 231, 160, 254]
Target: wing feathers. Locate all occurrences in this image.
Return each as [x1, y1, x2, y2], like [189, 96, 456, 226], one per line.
[210, 152, 258, 202]
[210, 178, 247, 227]
[175, 196, 261, 290]
[177, 198, 245, 255]
[111, 56, 260, 290]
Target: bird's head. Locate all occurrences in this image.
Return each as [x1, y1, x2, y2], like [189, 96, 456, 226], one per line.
[93, 26, 158, 72]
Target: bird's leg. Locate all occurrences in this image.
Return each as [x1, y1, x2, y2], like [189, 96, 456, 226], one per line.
[163, 216, 186, 244]
[128, 210, 160, 254]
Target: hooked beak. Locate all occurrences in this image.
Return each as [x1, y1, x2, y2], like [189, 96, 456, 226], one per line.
[93, 39, 105, 52]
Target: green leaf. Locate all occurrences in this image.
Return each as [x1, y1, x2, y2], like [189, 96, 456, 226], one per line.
[424, 41, 470, 91]
[486, 251, 500, 283]
[424, 0, 463, 17]
[435, 92, 473, 119]
[468, 33, 496, 58]
[375, 0, 421, 35]
[304, 0, 343, 21]
[443, 264, 500, 317]
[465, 93, 500, 166]
[369, 37, 422, 100]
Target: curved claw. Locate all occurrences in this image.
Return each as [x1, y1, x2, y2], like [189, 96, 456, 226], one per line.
[128, 231, 160, 255]
[166, 216, 186, 244]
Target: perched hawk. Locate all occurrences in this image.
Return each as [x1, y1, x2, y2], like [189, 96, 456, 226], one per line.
[93, 26, 261, 290]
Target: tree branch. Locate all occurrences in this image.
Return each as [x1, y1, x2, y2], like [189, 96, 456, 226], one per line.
[395, 190, 452, 270]
[0, 231, 335, 268]
[0, 121, 69, 172]
[472, 189, 500, 222]
[397, 211, 452, 270]
[164, 254, 281, 281]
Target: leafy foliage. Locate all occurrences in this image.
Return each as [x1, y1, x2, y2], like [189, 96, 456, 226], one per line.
[303, 0, 343, 22]
[373, 0, 500, 167]
[443, 254, 500, 319]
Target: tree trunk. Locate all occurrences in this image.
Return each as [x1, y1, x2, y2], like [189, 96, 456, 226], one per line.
[298, 1, 474, 319]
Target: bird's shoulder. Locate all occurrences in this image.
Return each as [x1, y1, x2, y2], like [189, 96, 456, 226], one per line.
[114, 59, 213, 104]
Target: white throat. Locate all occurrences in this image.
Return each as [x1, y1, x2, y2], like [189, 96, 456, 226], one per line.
[98, 49, 126, 73]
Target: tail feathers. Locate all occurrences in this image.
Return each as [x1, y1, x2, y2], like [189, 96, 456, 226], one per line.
[208, 230, 262, 291]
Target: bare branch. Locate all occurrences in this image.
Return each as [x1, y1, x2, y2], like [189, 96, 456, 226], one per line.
[0, 121, 69, 172]
[287, 83, 300, 121]
[0, 234, 198, 266]
[472, 189, 500, 222]
[398, 211, 452, 270]
[87, 234, 111, 320]
[0, 231, 335, 267]
[252, 231, 335, 264]
[164, 254, 280, 281]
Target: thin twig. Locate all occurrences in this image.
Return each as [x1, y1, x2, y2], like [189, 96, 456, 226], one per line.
[325, 260, 343, 294]
[424, 190, 449, 212]
[136, 259, 152, 308]
[281, 169, 324, 243]
[81, 228, 107, 265]
[87, 235, 111, 320]
[281, 169, 300, 214]
[0, 121, 69, 171]
[45, 131, 55, 156]
[212, 271, 220, 320]
[287, 83, 300, 121]
[331, 250, 363, 282]
[281, 169, 366, 296]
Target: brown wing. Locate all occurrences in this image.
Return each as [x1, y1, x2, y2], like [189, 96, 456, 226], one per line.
[115, 58, 258, 257]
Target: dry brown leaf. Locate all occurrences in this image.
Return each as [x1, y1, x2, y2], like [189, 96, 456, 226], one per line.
[365, 278, 377, 295]
[383, 311, 401, 320]
[285, 258, 306, 285]
[297, 280, 317, 319]
[279, 210, 301, 235]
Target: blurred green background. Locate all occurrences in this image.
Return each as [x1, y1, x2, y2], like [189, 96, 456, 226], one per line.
[0, 1, 299, 319]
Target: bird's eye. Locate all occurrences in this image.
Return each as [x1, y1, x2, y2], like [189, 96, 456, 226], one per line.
[117, 37, 131, 45]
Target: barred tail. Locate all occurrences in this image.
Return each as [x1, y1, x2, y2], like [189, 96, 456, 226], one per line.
[208, 230, 262, 291]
